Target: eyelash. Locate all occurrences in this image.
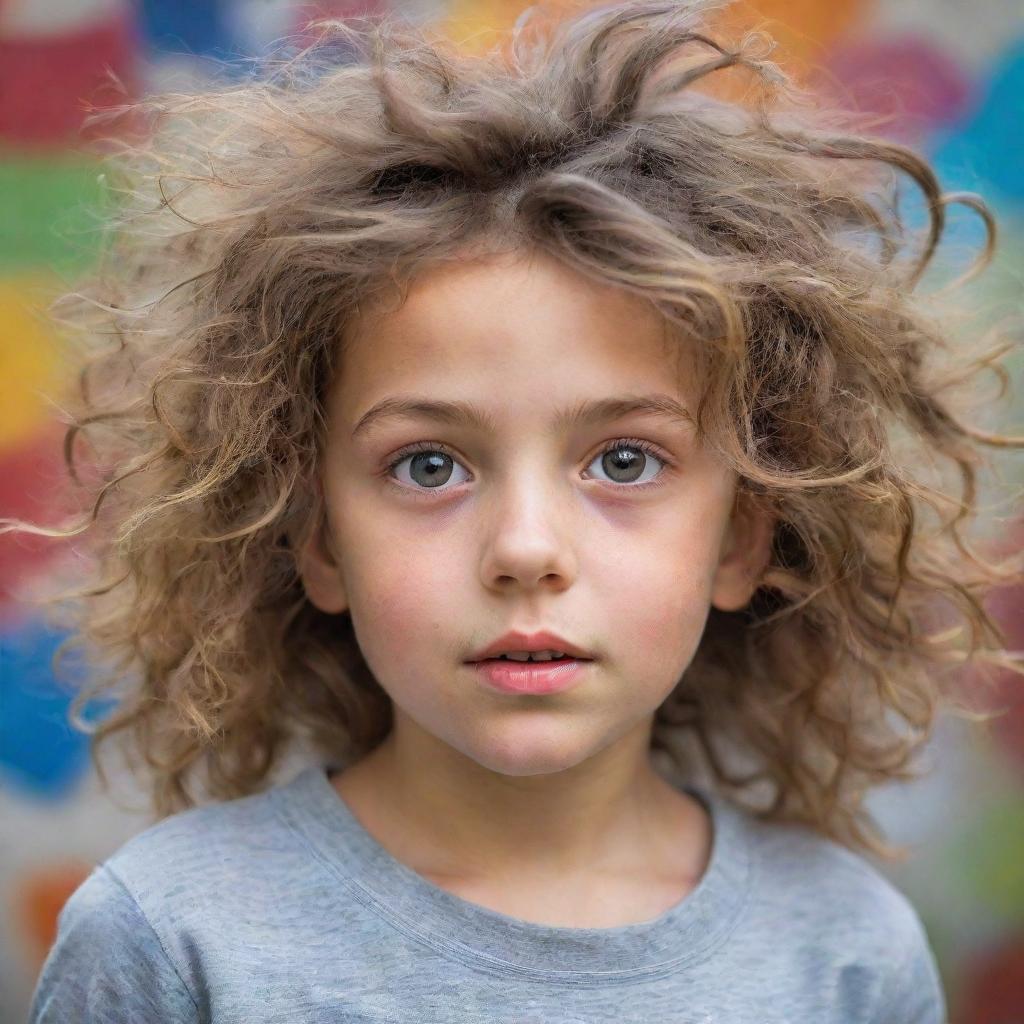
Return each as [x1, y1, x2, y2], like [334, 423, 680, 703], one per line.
[381, 437, 673, 499]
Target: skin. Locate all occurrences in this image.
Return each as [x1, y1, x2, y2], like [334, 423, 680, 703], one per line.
[296, 246, 775, 927]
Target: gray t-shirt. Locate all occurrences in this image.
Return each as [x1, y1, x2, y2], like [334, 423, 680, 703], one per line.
[28, 763, 946, 1023]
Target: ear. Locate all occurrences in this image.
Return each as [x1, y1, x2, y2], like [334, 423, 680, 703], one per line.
[709, 488, 775, 613]
[293, 485, 349, 615]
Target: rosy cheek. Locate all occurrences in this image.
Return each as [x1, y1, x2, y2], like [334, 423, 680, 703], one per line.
[634, 603, 685, 658]
[364, 572, 451, 653]
[369, 585, 421, 637]
[627, 569, 707, 650]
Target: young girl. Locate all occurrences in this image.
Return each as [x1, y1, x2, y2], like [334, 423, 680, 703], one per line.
[13, 0, 1023, 1020]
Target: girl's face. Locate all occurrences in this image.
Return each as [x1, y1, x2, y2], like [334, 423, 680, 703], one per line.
[299, 248, 773, 778]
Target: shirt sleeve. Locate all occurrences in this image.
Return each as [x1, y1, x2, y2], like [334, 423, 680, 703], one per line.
[27, 863, 201, 1024]
[869, 906, 948, 1024]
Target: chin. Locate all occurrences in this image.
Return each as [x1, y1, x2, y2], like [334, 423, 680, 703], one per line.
[455, 727, 611, 779]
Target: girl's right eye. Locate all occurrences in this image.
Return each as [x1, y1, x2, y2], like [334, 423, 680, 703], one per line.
[385, 443, 471, 492]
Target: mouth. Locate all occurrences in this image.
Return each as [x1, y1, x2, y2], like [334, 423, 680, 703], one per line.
[470, 654, 594, 664]
[467, 630, 595, 664]
[469, 656, 592, 695]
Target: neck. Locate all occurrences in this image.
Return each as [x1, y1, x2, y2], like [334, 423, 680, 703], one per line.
[333, 709, 695, 885]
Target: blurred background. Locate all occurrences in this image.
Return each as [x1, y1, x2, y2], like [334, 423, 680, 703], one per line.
[1, 1, 1022, 1021]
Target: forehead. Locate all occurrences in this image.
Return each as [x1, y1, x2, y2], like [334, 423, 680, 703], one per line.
[330, 249, 701, 425]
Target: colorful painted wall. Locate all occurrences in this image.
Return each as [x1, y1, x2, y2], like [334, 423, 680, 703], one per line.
[2, 1, 1022, 1021]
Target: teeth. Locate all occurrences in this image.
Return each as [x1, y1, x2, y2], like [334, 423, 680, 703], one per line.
[497, 649, 566, 662]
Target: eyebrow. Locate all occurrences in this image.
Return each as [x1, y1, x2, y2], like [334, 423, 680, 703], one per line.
[351, 392, 695, 440]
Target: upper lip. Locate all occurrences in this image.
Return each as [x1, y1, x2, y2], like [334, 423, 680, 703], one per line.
[467, 630, 594, 662]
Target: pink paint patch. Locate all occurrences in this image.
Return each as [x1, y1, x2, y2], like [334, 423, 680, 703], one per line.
[287, 0, 391, 45]
[0, 7, 140, 148]
[0, 423, 78, 616]
[813, 34, 973, 144]
[955, 515, 1024, 776]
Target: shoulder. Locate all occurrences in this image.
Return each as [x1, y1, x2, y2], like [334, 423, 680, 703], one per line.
[744, 810, 923, 933]
[48, 779, 310, 1003]
[51, 861, 158, 943]
[29, 864, 201, 1022]
[107, 781, 286, 871]
[101, 779, 300, 913]
[728, 805, 947, 1023]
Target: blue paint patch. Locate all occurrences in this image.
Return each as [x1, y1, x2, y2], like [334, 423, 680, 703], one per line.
[139, 0, 235, 60]
[0, 618, 116, 801]
[882, 36, 1024, 283]
[931, 37, 1024, 202]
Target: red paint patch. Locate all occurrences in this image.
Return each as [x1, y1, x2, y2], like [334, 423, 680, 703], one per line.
[0, 9, 140, 149]
[0, 423, 80, 615]
[956, 934, 1024, 1024]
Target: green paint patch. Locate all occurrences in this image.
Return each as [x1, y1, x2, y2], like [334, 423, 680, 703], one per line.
[0, 152, 120, 277]
[950, 795, 1024, 921]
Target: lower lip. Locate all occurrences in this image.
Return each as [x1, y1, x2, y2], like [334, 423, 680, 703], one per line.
[469, 658, 591, 695]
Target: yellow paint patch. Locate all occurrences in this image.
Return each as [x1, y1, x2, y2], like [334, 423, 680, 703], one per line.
[435, 0, 575, 55]
[0, 276, 70, 455]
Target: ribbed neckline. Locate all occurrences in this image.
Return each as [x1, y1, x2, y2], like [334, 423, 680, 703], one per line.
[273, 763, 755, 983]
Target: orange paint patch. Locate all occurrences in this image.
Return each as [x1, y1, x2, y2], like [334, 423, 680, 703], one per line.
[13, 860, 94, 968]
[432, 0, 866, 104]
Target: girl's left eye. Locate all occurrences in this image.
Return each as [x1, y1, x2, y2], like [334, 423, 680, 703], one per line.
[382, 438, 671, 494]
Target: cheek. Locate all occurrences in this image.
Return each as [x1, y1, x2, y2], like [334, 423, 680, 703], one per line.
[594, 520, 719, 665]
[624, 573, 709, 667]
[345, 546, 463, 669]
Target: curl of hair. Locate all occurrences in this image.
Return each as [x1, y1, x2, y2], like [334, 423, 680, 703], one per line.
[5, 0, 1023, 858]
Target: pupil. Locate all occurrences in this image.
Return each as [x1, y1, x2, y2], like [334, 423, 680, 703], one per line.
[603, 447, 643, 483]
[410, 451, 453, 487]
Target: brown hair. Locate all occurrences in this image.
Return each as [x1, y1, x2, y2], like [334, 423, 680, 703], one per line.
[5, 0, 1022, 859]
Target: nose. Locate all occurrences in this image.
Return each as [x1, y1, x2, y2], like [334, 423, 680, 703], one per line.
[477, 472, 578, 592]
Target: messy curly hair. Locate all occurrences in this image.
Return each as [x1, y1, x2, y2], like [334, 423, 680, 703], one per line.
[5, 0, 1023, 859]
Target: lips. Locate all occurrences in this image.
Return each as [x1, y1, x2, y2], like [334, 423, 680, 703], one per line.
[484, 653, 576, 662]
[471, 656, 591, 695]
[467, 629, 594, 663]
